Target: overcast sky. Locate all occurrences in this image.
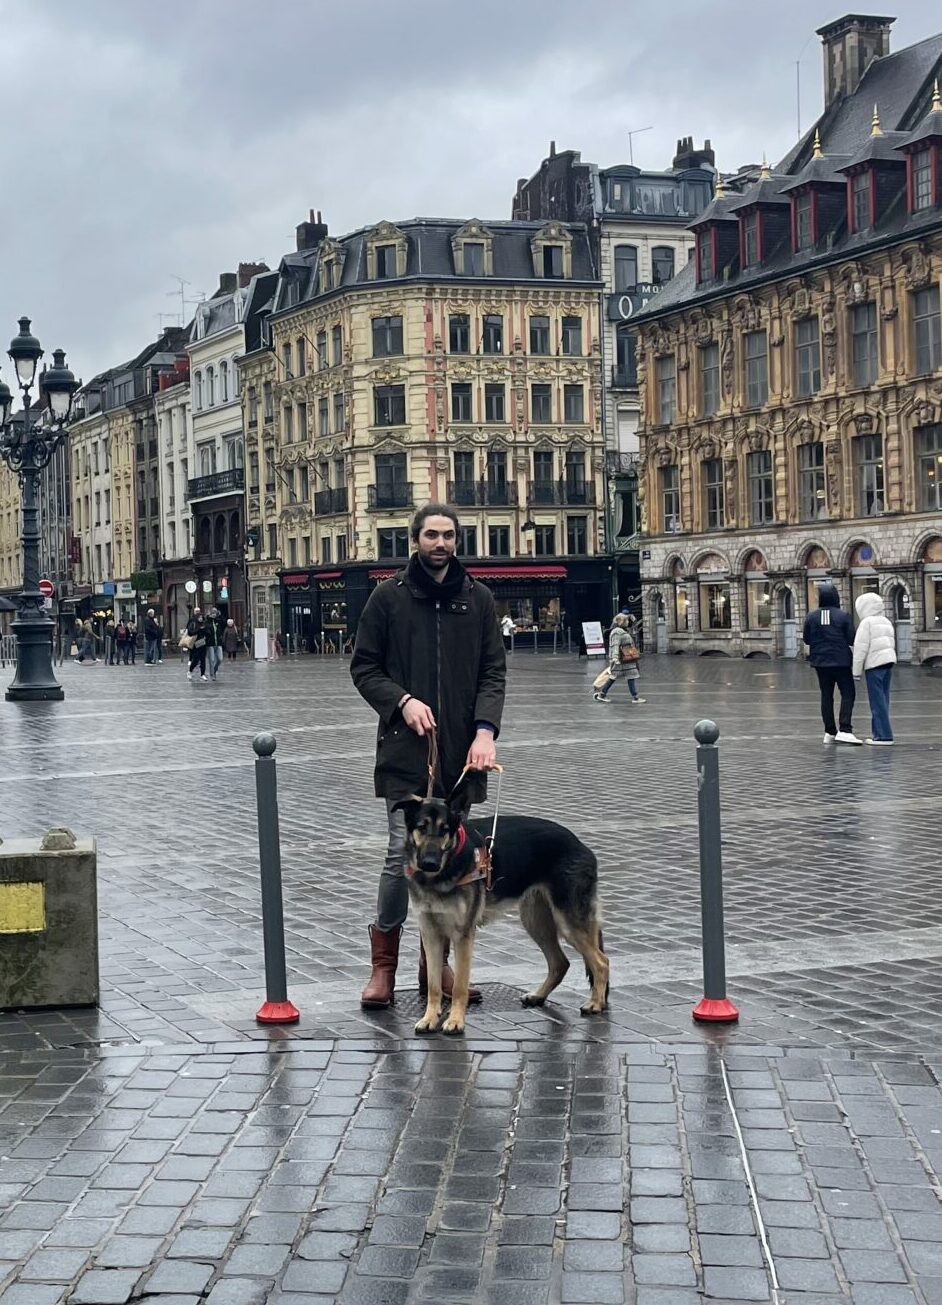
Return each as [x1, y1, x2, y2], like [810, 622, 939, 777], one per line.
[1, 0, 938, 386]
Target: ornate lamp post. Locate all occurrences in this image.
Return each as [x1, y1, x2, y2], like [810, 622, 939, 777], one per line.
[0, 318, 78, 701]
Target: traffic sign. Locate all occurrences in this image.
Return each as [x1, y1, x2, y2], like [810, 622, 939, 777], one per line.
[38, 579, 55, 599]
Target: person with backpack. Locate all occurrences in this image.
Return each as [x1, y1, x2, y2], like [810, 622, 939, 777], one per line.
[115, 618, 130, 665]
[185, 608, 209, 681]
[852, 592, 897, 745]
[802, 583, 861, 745]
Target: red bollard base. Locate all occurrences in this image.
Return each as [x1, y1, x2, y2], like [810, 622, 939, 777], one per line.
[692, 997, 740, 1023]
[256, 1000, 301, 1025]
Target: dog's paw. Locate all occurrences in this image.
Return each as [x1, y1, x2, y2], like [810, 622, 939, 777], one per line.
[520, 992, 546, 1007]
[414, 1014, 439, 1035]
[441, 1016, 465, 1036]
[579, 1000, 606, 1017]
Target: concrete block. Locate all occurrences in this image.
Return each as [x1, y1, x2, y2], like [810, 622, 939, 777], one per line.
[0, 829, 98, 1008]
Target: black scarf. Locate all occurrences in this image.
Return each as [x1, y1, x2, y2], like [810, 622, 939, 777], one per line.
[406, 552, 467, 600]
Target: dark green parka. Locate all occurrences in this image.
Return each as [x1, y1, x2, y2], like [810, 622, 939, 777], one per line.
[350, 555, 506, 803]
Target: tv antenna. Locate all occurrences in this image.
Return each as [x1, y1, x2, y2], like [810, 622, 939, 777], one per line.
[166, 276, 206, 326]
[627, 126, 653, 165]
[795, 34, 814, 138]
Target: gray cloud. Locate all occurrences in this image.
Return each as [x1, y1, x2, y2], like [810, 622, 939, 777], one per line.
[0, 0, 937, 384]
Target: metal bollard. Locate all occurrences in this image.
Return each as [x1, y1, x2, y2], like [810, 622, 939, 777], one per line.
[691, 720, 740, 1024]
[252, 733, 300, 1025]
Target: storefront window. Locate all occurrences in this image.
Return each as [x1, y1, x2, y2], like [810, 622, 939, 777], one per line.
[675, 584, 689, 631]
[699, 582, 731, 630]
[851, 573, 880, 605]
[321, 600, 347, 630]
[746, 580, 772, 629]
[925, 573, 942, 630]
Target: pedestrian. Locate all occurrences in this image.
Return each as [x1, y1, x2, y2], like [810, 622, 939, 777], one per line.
[222, 618, 241, 661]
[143, 609, 161, 665]
[77, 617, 98, 663]
[802, 583, 861, 745]
[127, 620, 138, 664]
[593, 612, 645, 704]
[351, 501, 506, 1010]
[500, 612, 515, 650]
[852, 592, 897, 745]
[104, 616, 116, 665]
[185, 608, 209, 681]
[205, 608, 224, 680]
[270, 630, 283, 661]
[115, 617, 130, 665]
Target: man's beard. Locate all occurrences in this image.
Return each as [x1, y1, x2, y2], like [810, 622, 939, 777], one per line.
[420, 547, 453, 573]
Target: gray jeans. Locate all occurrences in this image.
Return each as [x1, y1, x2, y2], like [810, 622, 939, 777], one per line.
[376, 800, 409, 932]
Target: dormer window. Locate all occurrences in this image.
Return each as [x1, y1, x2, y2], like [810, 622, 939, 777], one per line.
[742, 212, 760, 267]
[697, 231, 715, 283]
[794, 193, 814, 250]
[463, 242, 484, 276]
[912, 148, 935, 210]
[375, 244, 397, 279]
[543, 244, 564, 278]
[850, 171, 873, 232]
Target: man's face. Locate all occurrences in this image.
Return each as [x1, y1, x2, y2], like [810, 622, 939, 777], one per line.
[415, 515, 457, 572]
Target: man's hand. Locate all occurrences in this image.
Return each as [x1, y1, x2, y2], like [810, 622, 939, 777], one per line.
[466, 728, 497, 771]
[402, 697, 436, 737]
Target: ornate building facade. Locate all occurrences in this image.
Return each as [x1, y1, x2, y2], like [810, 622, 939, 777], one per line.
[634, 18, 942, 664]
[513, 140, 715, 611]
[244, 214, 605, 647]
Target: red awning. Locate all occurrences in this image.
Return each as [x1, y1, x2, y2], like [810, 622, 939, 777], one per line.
[368, 569, 397, 580]
[469, 565, 567, 580]
[315, 571, 343, 581]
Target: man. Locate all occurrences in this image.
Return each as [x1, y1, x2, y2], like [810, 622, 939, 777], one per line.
[802, 583, 862, 745]
[186, 608, 209, 681]
[104, 616, 116, 665]
[205, 608, 224, 680]
[144, 609, 161, 665]
[351, 503, 507, 1009]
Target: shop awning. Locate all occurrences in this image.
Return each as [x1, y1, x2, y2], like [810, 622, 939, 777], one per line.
[368, 569, 397, 581]
[316, 571, 343, 581]
[470, 565, 567, 580]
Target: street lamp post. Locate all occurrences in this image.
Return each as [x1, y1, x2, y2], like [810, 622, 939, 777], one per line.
[0, 318, 78, 702]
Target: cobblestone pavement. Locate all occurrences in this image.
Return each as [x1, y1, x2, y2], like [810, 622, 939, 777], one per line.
[0, 651, 941, 1303]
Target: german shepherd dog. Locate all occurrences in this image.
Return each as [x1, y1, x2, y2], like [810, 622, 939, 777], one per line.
[394, 790, 610, 1036]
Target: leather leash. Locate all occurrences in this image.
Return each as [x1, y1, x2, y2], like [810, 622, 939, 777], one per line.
[450, 762, 504, 892]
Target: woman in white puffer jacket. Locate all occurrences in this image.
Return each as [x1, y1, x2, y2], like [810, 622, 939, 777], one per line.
[852, 592, 897, 745]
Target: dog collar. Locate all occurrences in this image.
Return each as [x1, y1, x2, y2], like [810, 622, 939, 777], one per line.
[405, 823, 467, 878]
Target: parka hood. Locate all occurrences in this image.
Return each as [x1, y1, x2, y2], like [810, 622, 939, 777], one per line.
[817, 583, 841, 609]
[855, 592, 884, 620]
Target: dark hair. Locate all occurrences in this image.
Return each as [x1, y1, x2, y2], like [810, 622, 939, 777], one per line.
[411, 502, 460, 542]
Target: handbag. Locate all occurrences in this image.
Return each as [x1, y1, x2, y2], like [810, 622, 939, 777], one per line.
[592, 666, 615, 690]
[619, 640, 640, 664]
[179, 633, 195, 651]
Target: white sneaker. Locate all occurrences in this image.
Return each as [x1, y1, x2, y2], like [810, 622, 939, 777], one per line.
[866, 738, 894, 746]
[823, 734, 836, 744]
[593, 692, 610, 703]
[632, 697, 646, 704]
[835, 731, 863, 745]
[186, 671, 192, 680]
[201, 674, 208, 681]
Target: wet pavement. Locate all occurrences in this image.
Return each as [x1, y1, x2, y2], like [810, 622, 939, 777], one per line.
[1, 650, 941, 1303]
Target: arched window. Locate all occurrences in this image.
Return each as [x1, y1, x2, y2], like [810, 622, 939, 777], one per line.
[219, 360, 229, 403]
[199, 518, 211, 556]
[614, 245, 638, 292]
[229, 512, 241, 552]
[206, 365, 215, 406]
[214, 514, 227, 554]
[194, 371, 203, 411]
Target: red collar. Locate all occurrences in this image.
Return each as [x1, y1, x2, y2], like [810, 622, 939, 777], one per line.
[405, 823, 467, 878]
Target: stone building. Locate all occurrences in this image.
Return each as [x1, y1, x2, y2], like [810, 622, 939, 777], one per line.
[512, 140, 715, 609]
[247, 213, 605, 648]
[186, 264, 267, 632]
[633, 13, 942, 664]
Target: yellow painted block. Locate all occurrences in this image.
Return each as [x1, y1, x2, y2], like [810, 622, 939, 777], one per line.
[0, 881, 46, 934]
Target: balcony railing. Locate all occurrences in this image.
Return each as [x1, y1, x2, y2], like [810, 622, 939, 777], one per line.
[314, 486, 348, 515]
[187, 468, 245, 501]
[606, 450, 640, 476]
[527, 480, 596, 506]
[368, 482, 413, 510]
[611, 365, 638, 389]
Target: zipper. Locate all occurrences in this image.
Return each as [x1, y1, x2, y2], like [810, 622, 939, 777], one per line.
[435, 600, 442, 726]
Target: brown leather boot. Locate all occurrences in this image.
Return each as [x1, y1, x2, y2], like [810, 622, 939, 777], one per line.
[360, 925, 402, 1009]
[418, 939, 482, 1005]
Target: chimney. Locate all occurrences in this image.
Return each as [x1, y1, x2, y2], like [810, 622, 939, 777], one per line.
[238, 260, 269, 288]
[549, 140, 556, 157]
[672, 136, 716, 170]
[296, 208, 328, 251]
[816, 13, 895, 110]
[218, 272, 237, 294]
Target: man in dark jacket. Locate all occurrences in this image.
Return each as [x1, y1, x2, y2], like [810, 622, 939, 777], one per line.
[351, 503, 506, 1009]
[802, 583, 861, 745]
[144, 610, 161, 665]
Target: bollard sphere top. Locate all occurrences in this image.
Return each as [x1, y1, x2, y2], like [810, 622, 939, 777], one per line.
[252, 731, 277, 757]
[694, 719, 720, 745]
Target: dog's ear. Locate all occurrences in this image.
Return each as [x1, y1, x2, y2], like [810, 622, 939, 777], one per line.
[391, 796, 424, 828]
